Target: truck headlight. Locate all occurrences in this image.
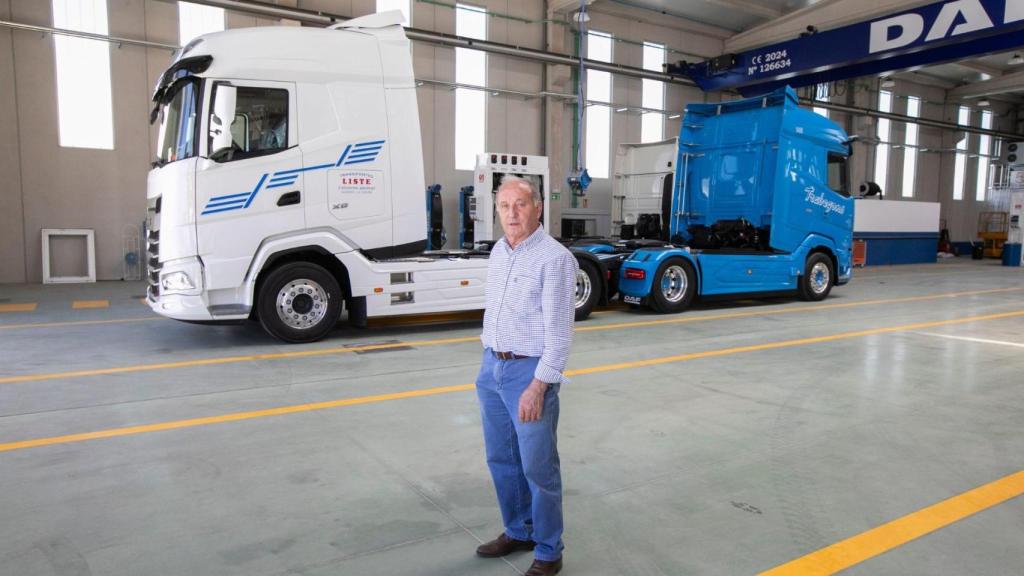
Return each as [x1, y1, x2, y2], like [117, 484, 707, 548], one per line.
[161, 271, 195, 293]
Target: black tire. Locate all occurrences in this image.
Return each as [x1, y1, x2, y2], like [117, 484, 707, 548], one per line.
[798, 252, 834, 301]
[574, 260, 601, 321]
[649, 257, 696, 314]
[257, 262, 342, 343]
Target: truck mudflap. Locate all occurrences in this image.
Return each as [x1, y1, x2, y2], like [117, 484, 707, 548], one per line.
[836, 247, 853, 285]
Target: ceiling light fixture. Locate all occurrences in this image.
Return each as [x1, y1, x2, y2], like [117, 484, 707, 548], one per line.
[1009, 53, 1023, 65]
[977, 98, 991, 107]
[880, 77, 896, 88]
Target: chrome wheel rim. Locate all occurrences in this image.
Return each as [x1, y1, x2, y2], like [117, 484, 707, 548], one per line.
[276, 278, 329, 330]
[810, 261, 830, 294]
[660, 265, 688, 303]
[575, 268, 592, 310]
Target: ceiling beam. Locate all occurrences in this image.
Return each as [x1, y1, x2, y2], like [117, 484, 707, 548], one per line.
[948, 69, 1024, 99]
[892, 70, 958, 89]
[726, 0, 929, 53]
[590, 1, 734, 40]
[548, 0, 591, 14]
[955, 60, 1004, 77]
[701, 0, 782, 21]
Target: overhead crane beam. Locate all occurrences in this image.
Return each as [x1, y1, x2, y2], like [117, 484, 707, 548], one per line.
[684, 0, 1024, 96]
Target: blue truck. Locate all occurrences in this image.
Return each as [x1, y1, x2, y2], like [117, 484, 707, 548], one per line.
[568, 86, 855, 315]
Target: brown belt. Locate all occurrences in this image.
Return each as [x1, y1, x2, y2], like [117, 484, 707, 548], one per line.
[493, 351, 529, 360]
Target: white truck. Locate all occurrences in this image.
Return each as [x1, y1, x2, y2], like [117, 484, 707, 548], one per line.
[146, 12, 604, 343]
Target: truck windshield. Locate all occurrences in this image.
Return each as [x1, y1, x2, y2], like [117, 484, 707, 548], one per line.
[154, 79, 200, 166]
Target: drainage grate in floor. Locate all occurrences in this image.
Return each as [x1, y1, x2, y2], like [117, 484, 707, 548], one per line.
[349, 340, 414, 354]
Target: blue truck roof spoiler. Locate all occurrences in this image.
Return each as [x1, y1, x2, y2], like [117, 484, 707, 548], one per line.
[685, 86, 798, 117]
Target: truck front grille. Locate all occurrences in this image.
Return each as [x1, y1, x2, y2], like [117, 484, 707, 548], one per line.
[146, 198, 161, 300]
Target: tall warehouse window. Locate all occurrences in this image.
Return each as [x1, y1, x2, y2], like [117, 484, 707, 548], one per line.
[901, 96, 920, 198]
[873, 90, 892, 191]
[52, 0, 113, 149]
[953, 106, 970, 200]
[178, 2, 224, 46]
[454, 4, 486, 171]
[376, 0, 411, 25]
[975, 110, 993, 201]
[641, 42, 665, 143]
[586, 31, 613, 178]
[813, 83, 829, 119]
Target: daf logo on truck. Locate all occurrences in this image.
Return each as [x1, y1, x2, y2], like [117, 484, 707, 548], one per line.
[869, 0, 1024, 54]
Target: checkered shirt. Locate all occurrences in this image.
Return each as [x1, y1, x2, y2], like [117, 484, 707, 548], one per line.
[480, 226, 578, 385]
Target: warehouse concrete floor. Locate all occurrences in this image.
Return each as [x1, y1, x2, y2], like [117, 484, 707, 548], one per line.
[1, 259, 1022, 576]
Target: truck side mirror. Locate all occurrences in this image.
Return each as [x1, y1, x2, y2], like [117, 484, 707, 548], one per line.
[209, 84, 237, 159]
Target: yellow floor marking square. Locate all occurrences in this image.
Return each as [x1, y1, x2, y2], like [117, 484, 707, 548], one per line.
[0, 303, 37, 313]
[72, 300, 109, 310]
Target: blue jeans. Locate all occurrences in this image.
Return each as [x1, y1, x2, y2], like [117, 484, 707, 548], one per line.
[475, 349, 563, 561]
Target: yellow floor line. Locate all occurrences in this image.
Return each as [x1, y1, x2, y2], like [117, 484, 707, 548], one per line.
[71, 300, 109, 310]
[1, 309, 1021, 454]
[0, 336, 481, 385]
[758, 470, 1024, 576]
[0, 303, 37, 313]
[575, 286, 1024, 332]
[0, 317, 162, 330]
[0, 384, 475, 453]
[0, 286, 1020, 385]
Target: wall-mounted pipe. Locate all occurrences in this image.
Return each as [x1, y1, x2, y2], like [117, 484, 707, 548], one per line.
[0, 19, 178, 50]
[805, 98, 1022, 140]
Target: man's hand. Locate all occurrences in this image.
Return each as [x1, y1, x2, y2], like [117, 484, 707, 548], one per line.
[518, 378, 549, 423]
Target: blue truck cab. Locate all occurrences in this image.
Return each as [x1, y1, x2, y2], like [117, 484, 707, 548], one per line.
[616, 86, 854, 313]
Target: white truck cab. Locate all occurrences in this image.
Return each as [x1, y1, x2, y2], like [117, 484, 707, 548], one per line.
[148, 12, 532, 342]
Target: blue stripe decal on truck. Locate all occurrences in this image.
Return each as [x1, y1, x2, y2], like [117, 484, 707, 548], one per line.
[201, 140, 385, 216]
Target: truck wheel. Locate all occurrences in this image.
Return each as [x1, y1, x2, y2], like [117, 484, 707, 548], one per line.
[258, 262, 342, 343]
[574, 260, 600, 321]
[649, 257, 696, 314]
[798, 253, 834, 301]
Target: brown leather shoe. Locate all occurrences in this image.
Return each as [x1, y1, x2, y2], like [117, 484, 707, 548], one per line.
[475, 533, 536, 557]
[524, 557, 562, 576]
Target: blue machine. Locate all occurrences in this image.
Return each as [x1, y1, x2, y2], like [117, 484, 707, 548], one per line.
[611, 87, 854, 313]
[684, 0, 1024, 95]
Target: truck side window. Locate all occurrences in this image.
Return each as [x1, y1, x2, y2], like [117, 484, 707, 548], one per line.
[827, 152, 849, 197]
[210, 85, 289, 162]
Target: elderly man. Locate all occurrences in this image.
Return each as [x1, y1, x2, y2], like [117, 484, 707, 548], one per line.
[474, 176, 577, 576]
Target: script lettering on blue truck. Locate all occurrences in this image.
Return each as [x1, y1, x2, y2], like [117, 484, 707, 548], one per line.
[804, 186, 846, 215]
